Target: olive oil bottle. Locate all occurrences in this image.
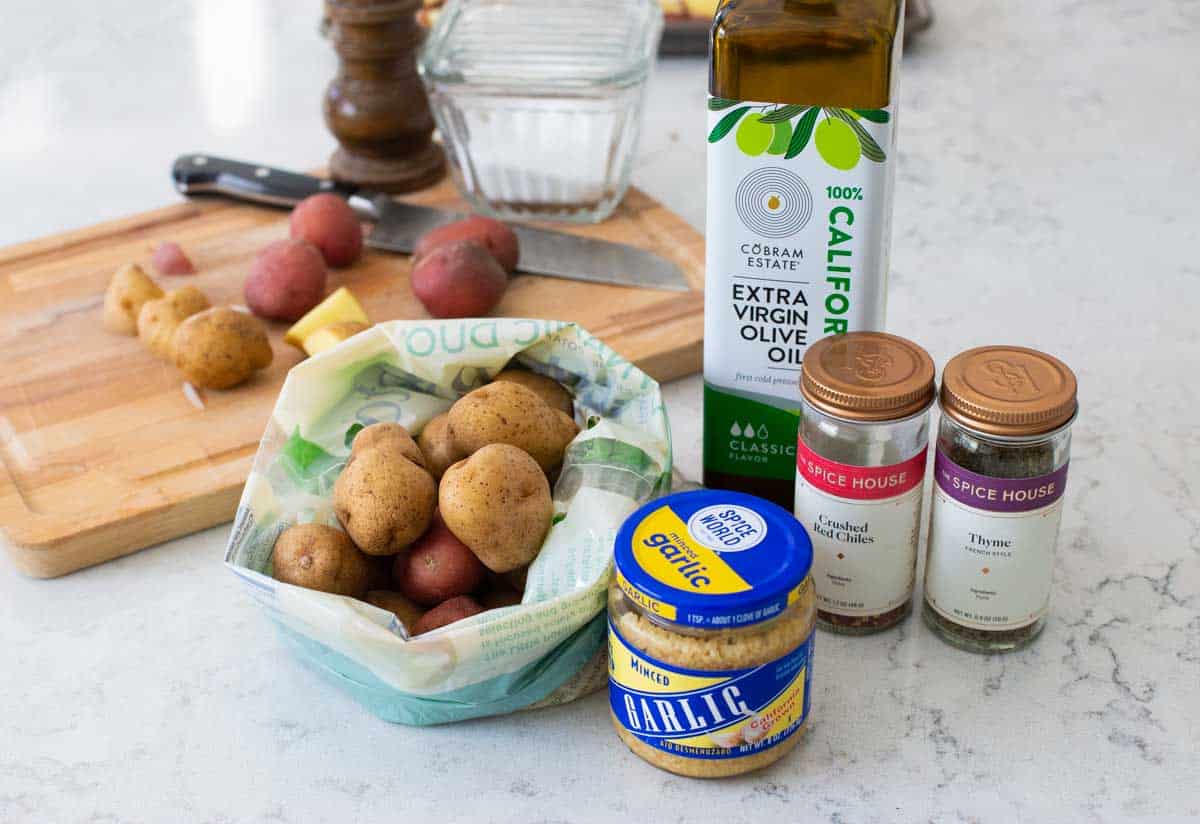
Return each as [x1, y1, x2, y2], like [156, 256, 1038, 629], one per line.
[703, 0, 904, 507]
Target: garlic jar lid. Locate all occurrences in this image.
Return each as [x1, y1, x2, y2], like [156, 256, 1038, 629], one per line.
[800, 332, 936, 422]
[940, 345, 1078, 437]
[613, 490, 812, 630]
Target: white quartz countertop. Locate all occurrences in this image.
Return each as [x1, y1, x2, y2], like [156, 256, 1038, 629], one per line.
[2, 1, 1198, 822]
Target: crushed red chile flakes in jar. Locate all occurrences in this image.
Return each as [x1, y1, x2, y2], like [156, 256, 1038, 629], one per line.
[795, 332, 936, 635]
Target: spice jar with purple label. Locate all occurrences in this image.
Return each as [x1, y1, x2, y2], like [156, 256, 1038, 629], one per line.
[923, 346, 1078, 653]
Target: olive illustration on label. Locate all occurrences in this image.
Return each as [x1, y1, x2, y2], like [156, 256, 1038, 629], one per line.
[709, 102, 888, 170]
[767, 121, 793, 156]
[735, 113, 774, 157]
[814, 118, 861, 170]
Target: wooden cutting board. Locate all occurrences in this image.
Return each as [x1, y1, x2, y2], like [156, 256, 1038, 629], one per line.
[0, 180, 704, 578]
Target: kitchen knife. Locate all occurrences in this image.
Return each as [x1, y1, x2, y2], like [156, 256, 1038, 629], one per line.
[171, 154, 691, 292]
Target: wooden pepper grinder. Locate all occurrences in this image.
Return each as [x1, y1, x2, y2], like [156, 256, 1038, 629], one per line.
[324, 0, 445, 193]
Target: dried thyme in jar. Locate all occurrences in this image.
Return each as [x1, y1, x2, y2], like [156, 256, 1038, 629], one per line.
[923, 346, 1078, 653]
[796, 332, 936, 635]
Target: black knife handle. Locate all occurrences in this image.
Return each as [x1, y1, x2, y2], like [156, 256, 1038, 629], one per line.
[172, 154, 360, 209]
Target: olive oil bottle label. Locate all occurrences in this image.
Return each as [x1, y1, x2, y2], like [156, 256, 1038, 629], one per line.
[924, 452, 1070, 631]
[794, 439, 926, 617]
[703, 99, 895, 484]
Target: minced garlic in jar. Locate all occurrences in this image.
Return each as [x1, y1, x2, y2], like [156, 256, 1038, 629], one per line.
[607, 490, 816, 778]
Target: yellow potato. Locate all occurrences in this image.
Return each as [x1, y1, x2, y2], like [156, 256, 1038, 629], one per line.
[172, 307, 273, 389]
[272, 523, 371, 598]
[439, 444, 553, 573]
[493, 369, 574, 415]
[417, 412, 466, 480]
[284, 286, 368, 349]
[103, 263, 163, 335]
[137, 286, 210, 359]
[448, 381, 579, 474]
[350, 422, 426, 469]
[549, 410, 578, 463]
[302, 321, 367, 356]
[333, 437, 436, 555]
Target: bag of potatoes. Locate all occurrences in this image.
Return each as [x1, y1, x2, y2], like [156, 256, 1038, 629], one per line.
[224, 319, 671, 725]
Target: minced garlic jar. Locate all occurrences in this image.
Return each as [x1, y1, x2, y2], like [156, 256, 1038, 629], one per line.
[608, 490, 816, 778]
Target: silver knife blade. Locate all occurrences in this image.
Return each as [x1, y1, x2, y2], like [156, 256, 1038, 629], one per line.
[365, 197, 691, 292]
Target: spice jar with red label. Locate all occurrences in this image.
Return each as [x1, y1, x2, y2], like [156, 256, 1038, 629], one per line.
[795, 332, 937, 634]
[923, 346, 1078, 653]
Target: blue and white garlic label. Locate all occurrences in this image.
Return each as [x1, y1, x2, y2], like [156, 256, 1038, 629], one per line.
[608, 620, 814, 760]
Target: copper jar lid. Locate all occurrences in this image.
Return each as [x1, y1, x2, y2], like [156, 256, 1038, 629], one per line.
[940, 345, 1077, 437]
[801, 332, 936, 422]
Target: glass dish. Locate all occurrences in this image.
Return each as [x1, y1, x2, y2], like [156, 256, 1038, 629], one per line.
[419, 0, 663, 223]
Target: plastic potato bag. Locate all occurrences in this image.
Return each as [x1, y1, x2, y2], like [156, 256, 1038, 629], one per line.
[224, 319, 672, 725]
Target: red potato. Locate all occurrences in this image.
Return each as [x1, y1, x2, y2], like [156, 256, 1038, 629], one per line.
[393, 515, 487, 606]
[413, 596, 485, 635]
[152, 242, 195, 275]
[245, 239, 328, 321]
[290, 193, 363, 268]
[411, 241, 507, 319]
[414, 215, 519, 273]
